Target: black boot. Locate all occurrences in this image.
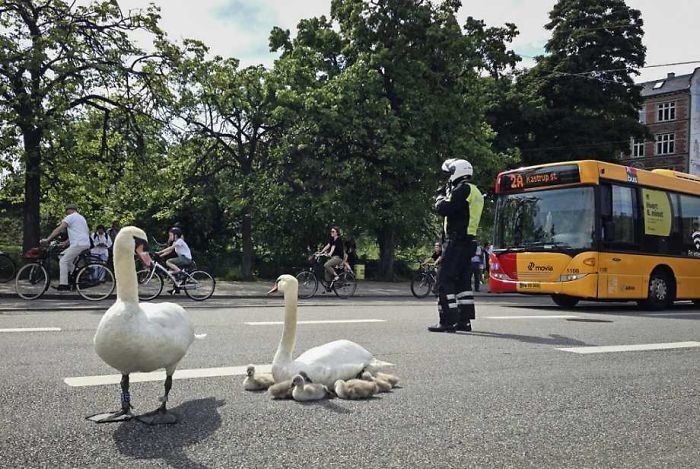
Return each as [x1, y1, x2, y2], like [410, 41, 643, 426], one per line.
[428, 307, 456, 333]
[455, 309, 473, 332]
[428, 322, 456, 333]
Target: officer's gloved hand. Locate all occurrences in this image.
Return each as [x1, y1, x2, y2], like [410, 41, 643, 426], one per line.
[435, 184, 447, 197]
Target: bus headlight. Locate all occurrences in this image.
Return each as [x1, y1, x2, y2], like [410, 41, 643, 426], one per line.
[558, 273, 588, 282]
[492, 272, 513, 280]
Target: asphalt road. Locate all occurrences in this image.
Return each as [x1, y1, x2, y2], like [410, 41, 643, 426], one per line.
[0, 295, 699, 468]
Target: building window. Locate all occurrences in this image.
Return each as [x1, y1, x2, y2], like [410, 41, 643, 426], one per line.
[655, 133, 675, 155]
[631, 139, 644, 157]
[638, 107, 646, 124]
[657, 102, 676, 122]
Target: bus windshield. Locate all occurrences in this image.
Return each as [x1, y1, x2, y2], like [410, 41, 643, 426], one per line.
[494, 186, 595, 251]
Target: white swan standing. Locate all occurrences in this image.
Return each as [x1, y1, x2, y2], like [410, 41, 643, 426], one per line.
[89, 226, 203, 425]
[268, 275, 392, 388]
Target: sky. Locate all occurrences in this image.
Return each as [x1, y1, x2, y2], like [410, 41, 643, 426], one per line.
[116, 0, 699, 83]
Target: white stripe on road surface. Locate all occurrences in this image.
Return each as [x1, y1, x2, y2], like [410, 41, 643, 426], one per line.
[245, 319, 387, 326]
[558, 341, 700, 354]
[483, 315, 579, 320]
[0, 327, 61, 333]
[64, 364, 273, 387]
[646, 312, 700, 316]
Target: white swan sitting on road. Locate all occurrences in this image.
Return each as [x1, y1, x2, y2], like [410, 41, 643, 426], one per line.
[89, 226, 204, 425]
[268, 274, 392, 388]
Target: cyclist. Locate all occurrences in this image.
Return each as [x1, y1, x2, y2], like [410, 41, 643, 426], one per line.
[41, 203, 91, 291]
[155, 227, 193, 277]
[318, 225, 344, 287]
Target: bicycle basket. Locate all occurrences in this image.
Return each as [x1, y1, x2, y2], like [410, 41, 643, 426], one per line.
[23, 247, 46, 259]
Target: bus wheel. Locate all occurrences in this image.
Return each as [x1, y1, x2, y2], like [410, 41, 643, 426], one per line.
[551, 294, 579, 308]
[639, 270, 673, 310]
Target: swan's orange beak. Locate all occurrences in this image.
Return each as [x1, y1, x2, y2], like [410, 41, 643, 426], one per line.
[267, 283, 278, 295]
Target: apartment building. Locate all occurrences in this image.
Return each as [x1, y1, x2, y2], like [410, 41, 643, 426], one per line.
[620, 67, 700, 175]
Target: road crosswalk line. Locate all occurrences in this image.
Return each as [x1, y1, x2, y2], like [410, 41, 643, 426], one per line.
[558, 341, 700, 354]
[483, 315, 579, 319]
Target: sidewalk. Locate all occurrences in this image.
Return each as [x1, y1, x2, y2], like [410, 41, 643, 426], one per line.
[0, 279, 504, 300]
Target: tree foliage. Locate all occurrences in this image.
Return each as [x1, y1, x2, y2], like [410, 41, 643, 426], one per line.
[516, 0, 647, 164]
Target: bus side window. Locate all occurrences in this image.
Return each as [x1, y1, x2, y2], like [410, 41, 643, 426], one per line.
[605, 185, 637, 249]
[600, 185, 614, 242]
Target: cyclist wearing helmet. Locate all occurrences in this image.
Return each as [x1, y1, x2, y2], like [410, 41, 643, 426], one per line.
[156, 227, 193, 276]
[428, 158, 484, 333]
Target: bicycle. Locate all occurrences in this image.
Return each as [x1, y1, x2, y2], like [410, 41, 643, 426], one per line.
[136, 253, 215, 301]
[0, 251, 16, 283]
[295, 252, 357, 299]
[15, 241, 115, 301]
[410, 262, 438, 298]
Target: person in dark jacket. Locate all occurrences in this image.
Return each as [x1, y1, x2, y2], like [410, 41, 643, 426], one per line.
[428, 159, 484, 333]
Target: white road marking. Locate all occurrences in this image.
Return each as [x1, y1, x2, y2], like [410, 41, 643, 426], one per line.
[0, 327, 61, 333]
[483, 315, 579, 320]
[245, 319, 387, 326]
[558, 341, 700, 354]
[64, 364, 273, 387]
[646, 312, 700, 316]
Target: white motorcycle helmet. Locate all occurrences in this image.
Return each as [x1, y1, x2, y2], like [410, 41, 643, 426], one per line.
[441, 158, 473, 182]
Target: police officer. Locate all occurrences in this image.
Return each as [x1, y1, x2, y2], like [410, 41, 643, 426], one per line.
[428, 158, 484, 333]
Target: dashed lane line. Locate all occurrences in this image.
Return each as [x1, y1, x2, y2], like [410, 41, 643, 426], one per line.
[64, 364, 273, 387]
[483, 315, 579, 320]
[558, 341, 700, 354]
[0, 327, 62, 333]
[245, 319, 386, 325]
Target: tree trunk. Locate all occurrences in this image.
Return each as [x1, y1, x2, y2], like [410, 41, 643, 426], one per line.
[241, 208, 253, 280]
[377, 225, 395, 281]
[240, 158, 254, 280]
[22, 127, 43, 252]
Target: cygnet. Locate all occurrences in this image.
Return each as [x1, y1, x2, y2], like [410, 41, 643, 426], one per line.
[374, 371, 400, 387]
[334, 378, 378, 400]
[291, 374, 329, 402]
[243, 365, 275, 391]
[361, 371, 392, 392]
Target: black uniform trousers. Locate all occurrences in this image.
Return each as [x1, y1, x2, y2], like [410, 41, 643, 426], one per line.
[436, 236, 476, 325]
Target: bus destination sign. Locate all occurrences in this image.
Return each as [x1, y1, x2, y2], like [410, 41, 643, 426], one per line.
[499, 164, 581, 192]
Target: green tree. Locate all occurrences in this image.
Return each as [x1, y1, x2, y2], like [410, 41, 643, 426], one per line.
[518, 0, 647, 164]
[168, 43, 286, 279]
[270, 0, 498, 279]
[0, 0, 166, 250]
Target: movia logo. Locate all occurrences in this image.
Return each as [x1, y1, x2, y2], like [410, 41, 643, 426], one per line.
[527, 262, 553, 272]
[626, 167, 638, 184]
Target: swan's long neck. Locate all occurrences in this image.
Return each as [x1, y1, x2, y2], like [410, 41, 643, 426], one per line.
[114, 239, 138, 303]
[274, 284, 298, 365]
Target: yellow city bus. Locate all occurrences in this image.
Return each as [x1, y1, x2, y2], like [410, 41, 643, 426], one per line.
[489, 160, 700, 309]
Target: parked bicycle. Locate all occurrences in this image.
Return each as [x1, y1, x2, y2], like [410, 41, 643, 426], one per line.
[410, 262, 438, 298]
[0, 251, 16, 283]
[295, 252, 357, 299]
[15, 241, 115, 301]
[136, 253, 215, 301]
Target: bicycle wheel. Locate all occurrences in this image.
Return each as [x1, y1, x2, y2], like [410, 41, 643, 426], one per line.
[333, 271, 357, 299]
[0, 253, 16, 283]
[183, 270, 216, 301]
[75, 263, 115, 301]
[137, 269, 164, 301]
[296, 271, 318, 299]
[410, 272, 433, 298]
[15, 263, 49, 300]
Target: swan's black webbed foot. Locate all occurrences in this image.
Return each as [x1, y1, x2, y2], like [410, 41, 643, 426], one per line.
[86, 407, 133, 423]
[135, 406, 178, 425]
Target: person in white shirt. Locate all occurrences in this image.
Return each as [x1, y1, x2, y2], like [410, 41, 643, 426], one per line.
[155, 227, 193, 275]
[41, 203, 91, 290]
[90, 225, 112, 280]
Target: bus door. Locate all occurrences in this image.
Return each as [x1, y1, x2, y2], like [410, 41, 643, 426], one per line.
[598, 184, 644, 299]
